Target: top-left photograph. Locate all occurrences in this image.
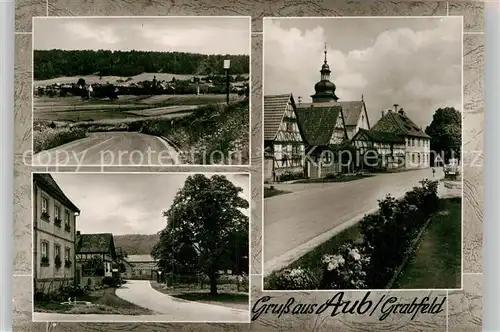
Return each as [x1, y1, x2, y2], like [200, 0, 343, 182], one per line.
[31, 16, 251, 167]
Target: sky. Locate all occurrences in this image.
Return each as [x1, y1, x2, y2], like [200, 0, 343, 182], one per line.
[33, 17, 250, 55]
[264, 17, 462, 128]
[50, 173, 250, 235]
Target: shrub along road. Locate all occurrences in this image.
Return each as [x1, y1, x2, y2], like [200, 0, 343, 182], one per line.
[264, 168, 445, 275]
[31, 132, 179, 166]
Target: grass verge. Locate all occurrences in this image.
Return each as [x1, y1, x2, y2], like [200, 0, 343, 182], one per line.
[293, 174, 373, 184]
[264, 187, 291, 198]
[33, 125, 87, 154]
[150, 281, 248, 311]
[34, 287, 154, 315]
[393, 197, 462, 289]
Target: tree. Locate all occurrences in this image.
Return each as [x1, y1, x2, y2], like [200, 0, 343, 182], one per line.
[77, 78, 86, 88]
[425, 107, 461, 164]
[152, 174, 249, 295]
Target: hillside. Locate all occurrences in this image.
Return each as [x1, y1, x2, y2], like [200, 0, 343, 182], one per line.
[34, 49, 250, 80]
[113, 234, 160, 256]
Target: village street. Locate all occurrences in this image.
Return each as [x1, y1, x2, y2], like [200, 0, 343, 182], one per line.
[33, 280, 249, 323]
[264, 168, 445, 275]
[32, 132, 179, 166]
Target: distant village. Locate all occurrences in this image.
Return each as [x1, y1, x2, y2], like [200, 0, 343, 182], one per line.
[34, 74, 250, 99]
[264, 46, 433, 183]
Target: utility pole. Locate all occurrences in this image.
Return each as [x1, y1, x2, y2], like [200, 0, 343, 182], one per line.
[224, 59, 231, 106]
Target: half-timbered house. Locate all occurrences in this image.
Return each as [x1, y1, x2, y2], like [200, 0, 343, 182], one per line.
[264, 93, 305, 182]
[352, 107, 431, 170]
[127, 255, 159, 280]
[370, 108, 431, 169]
[352, 128, 406, 170]
[296, 103, 348, 178]
[75, 232, 119, 287]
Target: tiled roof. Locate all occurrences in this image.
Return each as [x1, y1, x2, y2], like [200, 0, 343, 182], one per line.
[264, 94, 293, 141]
[33, 173, 80, 212]
[296, 104, 343, 146]
[76, 233, 116, 255]
[354, 128, 405, 144]
[339, 101, 366, 127]
[372, 110, 430, 139]
[127, 255, 155, 263]
[298, 100, 367, 128]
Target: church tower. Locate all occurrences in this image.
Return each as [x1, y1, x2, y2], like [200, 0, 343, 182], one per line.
[311, 43, 339, 103]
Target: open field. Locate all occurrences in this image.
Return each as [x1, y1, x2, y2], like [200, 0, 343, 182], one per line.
[33, 94, 242, 122]
[34, 72, 250, 87]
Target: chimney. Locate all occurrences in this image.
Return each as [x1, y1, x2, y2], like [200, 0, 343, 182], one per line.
[393, 104, 399, 113]
[381, 110, 385, 118]
[298, 96, 302, 105]
[398, 108, 405, 115]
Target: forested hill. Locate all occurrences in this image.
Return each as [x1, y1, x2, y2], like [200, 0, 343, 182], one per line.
[113, 234, 160, 256]
[34, 49, 250, 80]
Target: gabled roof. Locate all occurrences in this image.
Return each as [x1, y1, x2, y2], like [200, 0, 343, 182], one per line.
[33, 173, 80, 213]
[264, 93, 295, 141]
[296, 104, 343, 146]
[372, 110, 430, 138]
[353, 128, 406, 144]
[338, 101, 368, 127]
[298, 100, 369, 129]
[127, 255, 156, 263]
[76, 233, 116, 257]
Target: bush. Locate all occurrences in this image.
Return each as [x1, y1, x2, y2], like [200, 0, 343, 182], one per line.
[33, 127, 87, 154]
[265, 267, 318, 290]
[102, 276, 121, 288]
[324, 173, 339, 180]
[359, 179, 439, 288]
[278, 171, 304, 182]
[319, 242, 371, 289]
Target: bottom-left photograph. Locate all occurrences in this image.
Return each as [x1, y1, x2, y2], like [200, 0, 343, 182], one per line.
[31, 172, 250, 323]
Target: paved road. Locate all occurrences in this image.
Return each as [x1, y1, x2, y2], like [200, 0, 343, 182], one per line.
[33, 280, 249, 323]
[32, 132, 180, 166]
[264, 168, 445, 274]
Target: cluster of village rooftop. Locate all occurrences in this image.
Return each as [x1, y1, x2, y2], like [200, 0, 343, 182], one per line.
[33, 173, 159, 294]
[264, 49, 431, 182]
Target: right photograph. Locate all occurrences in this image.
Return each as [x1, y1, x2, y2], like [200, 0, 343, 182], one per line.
[263, 17, 463, 290]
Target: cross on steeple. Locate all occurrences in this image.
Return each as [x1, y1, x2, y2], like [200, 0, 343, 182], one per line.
[324, 43, 327, 64]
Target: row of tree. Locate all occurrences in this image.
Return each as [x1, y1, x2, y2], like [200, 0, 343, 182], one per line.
[34, 49, 250, 80]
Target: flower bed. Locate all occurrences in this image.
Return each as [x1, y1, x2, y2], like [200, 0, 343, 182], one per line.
[264, 179, 440, 290]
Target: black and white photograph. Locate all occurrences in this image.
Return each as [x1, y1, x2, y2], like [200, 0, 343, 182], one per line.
[32, 172, 250, 322]
[263, 17, 463, 290]
[31, 17, 250, 167]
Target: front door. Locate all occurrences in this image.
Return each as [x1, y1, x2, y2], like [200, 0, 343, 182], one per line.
[76, 268, 81, 286]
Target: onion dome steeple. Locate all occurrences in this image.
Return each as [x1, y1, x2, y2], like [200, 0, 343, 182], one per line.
[311, 43, 339, 103]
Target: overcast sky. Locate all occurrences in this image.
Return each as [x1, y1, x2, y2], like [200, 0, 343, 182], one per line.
[50, 173, 250, 235]
[33, 17, 250, 55]
[264, 17, 462, 128]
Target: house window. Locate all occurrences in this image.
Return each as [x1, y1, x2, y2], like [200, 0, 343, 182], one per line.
[64, 210, 71, 232]
[54, 205, 60, 220]
[55, 244, 61, 260]
[41, 241, 49, 259]
[65, 247, 70, 261]
[41, 241, 49, 266]
[41, 197, 48, 214]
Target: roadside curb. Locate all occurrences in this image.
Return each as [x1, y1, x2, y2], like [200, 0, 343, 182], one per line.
[263, 206, 380, 278]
